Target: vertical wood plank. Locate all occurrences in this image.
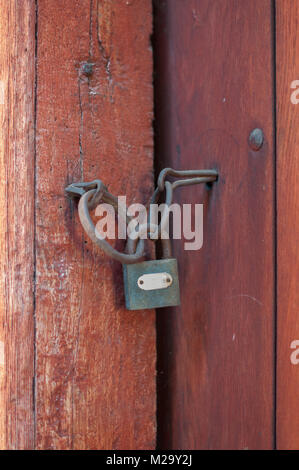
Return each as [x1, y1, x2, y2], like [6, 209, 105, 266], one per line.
[154, 0, 275, 449]
[276, 0, 299, 450]
[0, 1, 35, 449]
[35, 0, 155, 449]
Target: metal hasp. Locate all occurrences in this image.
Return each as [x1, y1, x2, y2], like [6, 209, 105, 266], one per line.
[123, 259, 180, 310]
[66, 167, 218, 311]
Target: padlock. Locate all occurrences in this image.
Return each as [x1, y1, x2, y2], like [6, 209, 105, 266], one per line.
[122, 238, 180, 310]
[67, 168, 218, 311]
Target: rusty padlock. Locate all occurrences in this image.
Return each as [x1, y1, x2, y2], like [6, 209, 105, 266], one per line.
[123, 233, 180, 310]
[65, 168, 218, 311]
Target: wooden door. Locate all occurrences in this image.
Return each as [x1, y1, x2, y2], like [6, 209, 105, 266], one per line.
[154, 0, 275, 450]
[0, 0, 299, 451]
[0, 0, 155, 450]
[154, 0, 299, 450]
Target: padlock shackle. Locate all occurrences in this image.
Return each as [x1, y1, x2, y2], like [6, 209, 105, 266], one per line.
[126, 223, 172, 259]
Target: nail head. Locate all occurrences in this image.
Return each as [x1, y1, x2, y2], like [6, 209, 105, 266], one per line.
[249, 128, 264, 151]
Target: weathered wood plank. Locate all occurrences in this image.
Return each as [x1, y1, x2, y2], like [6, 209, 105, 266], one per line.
[35, 0, 155, 449]
[154, 0, 275, 449]
[276, 0, 299, 450]
[0, 0, 35, 449]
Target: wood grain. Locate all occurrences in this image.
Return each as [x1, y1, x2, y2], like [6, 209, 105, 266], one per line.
[276, 0, 299, 450]
[154, 0, 275, 449]
[0, 0, 35, 449]
[35, 0, 155, 449]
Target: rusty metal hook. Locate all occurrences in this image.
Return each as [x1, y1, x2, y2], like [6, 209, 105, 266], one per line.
[65, 167, 218, 264]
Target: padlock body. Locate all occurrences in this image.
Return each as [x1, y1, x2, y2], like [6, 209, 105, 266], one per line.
[123, 258, 180, 310]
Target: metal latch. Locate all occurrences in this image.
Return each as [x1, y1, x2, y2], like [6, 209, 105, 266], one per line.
[65, 168, 218, 310]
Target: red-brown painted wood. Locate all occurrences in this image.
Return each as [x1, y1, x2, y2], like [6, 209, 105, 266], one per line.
[35, 0, 155, 449]
[0, 0, 35, 449]
[276, 0, 299, 450]
[154, 0, 275, 449]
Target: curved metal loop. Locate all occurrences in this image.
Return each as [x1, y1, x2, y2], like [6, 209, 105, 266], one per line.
[126, 221, 172, 259]
[150, 169, 218, 243]
[148, 181, 173, 240]
[157, 168, 218, 192]
[66, 179, 121, 213]
[78, 189, 145, 264]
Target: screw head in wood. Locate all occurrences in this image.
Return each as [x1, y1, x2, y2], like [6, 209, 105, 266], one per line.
[248, 128, 264, 151]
